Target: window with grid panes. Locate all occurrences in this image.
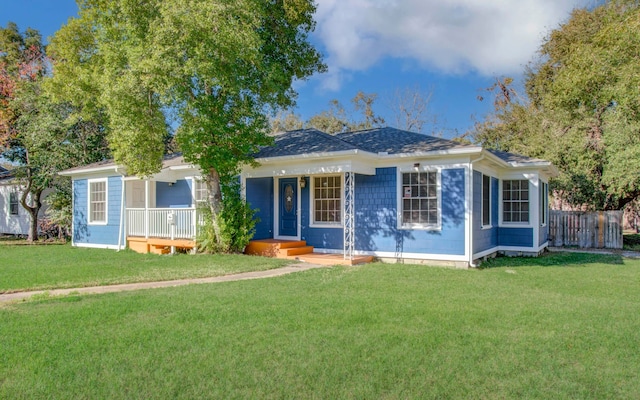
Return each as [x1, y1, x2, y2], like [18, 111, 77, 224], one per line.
[401, 171, 438, 227]
[194, 179, 208, 202]
[313, 176, 341, 224]
[9, 191, 19, 215]
[89, 179, 107, 224]
[502, 179, 529, 223]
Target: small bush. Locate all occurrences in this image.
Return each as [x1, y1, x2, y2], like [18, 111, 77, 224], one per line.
[197, 180, 258, 254]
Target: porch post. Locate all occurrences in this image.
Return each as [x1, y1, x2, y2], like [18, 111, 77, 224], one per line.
[344, 171, 355, 260]
[144, 180, 150, 239]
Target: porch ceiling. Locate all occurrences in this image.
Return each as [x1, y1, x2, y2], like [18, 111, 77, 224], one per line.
[243, 158, 376, 178]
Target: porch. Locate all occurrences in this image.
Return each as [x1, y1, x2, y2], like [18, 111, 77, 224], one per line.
[244, 239, 374, 266]
[126, 208, 197, 254]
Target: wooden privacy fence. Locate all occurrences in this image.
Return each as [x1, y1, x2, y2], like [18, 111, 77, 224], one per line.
[549, 210, 623, 249]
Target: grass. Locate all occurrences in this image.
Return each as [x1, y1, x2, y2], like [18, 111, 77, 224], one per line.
[0, 244, 289, 293]
[2, 252, 640, 398]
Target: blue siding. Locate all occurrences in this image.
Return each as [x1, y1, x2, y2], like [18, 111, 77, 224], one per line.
[472, 171, 499, 254]
[301, 180, 343, 249]
[73, 176, 124, 246]
[352, 167, 465, 256]
[156, 179, 193, 207]
[498, 227, 533, 247]
[246, 177, 274, 240]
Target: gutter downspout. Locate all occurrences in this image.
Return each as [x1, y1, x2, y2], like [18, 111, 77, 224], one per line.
[116, 168, 126, 251]
[468, 154, 485, 268]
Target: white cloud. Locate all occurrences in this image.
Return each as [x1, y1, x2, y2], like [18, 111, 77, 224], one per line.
[313, 0, 590, 90]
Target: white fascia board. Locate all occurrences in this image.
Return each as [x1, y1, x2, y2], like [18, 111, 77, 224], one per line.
[59, 165, 120, 177]
[376, 147, 483, 160]
[244, 160, 376, 178]
[254, 149, 371, 164]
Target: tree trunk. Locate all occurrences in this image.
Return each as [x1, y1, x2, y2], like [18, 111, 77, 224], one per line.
[20, 187, 42, 242]
[206, 167, 224, 250]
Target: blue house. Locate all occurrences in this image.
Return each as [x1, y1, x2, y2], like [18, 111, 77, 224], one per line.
[60, 127, 557, 266]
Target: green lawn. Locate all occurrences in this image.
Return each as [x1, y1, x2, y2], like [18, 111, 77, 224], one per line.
[2, 252, 640, 398]
[0, 244, 289, 293]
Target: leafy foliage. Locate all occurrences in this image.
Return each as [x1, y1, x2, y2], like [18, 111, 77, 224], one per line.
[48, 0, 325, 250]
[468, 2, 640, 210]
[197, 179, 258, 254]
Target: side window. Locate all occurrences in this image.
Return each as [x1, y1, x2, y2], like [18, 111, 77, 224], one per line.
[88, 179, 107, 224]
[9, 191, 19, 215]
[482, 174, 491, 227]
[312, 176, 342, 224]
[502, 179, 529, 223]
[401, 171, 439, 228]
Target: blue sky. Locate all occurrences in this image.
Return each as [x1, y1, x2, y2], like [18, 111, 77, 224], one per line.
[1, 0, 590, 138]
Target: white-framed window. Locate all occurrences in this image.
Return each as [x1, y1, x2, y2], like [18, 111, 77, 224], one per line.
[312, 175, 342, 225]
[400, 170, 440, 229]
[9, 191, 19, 215]
[194, 178, 208, 203]
[88, 178, 108, 225]
[540, 181, 548, 226]
[482, 174, 491, 227]
[502, 179, 529, 223]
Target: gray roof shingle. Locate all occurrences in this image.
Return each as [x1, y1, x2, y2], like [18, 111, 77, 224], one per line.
[335, 127, 477, 154]
[254, 129, 357, 158]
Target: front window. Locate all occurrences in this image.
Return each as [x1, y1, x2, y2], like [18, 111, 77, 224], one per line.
[401, 171, 439, 227]
[540, 181, 548, 226]
[313, 176, 341, 224]
[502, 179, 529, 223]
[9, 191, 18, 215]
[194, 179, 208, 202]
[482, 174, 491, 227]
[88, 179, 107, 224]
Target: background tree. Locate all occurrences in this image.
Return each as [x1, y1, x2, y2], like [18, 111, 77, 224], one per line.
[467, 1, 640, 210]
[386, 85, 437, 134]
[48, 0, 326, 249]
[0, 23, 109, 240]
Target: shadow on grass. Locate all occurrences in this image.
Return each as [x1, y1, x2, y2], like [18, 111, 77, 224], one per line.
[479, 251, 624, 269]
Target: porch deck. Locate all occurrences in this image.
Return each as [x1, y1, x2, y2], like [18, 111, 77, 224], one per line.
[244, 239, 374, 266]
[128, 236, 196, 254]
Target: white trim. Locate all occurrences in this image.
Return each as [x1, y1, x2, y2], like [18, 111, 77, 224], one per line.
[87, 178, 108, 226]
[73, 242, 120, 250]
[466, 163, 473, 264]
[274, 176, 301, 240]
[309, 174, 344, 228]
[396, 167, 442, 231]
[59, 165, 119, 176]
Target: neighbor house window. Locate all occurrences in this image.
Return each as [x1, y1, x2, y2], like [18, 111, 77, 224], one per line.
[502, 179, 529, 223]
[9, 191, 18, 215]
[540, 181, 548, 226]
[88, 179, 107, 224]
[194, 179, 208, 202]
[401, 171, 439, 227]
[482, 174, 492, 227]
[313, 176, 341, 224]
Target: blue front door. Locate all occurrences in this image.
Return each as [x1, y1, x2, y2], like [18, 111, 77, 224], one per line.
[279, 178, 297, 237]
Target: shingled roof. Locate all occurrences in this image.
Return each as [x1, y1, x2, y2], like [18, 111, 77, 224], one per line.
[335, 127, 477, 155]
[254, 128, 357, 158]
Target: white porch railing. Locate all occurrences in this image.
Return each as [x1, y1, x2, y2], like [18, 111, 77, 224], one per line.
[126, 208, 197, 240]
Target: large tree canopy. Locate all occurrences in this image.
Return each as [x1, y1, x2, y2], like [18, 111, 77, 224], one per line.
[47, 0, 325, 246]
[469, 1, 640, 210]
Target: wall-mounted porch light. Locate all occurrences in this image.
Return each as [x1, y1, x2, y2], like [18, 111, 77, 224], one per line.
[299, 176, 307, 188]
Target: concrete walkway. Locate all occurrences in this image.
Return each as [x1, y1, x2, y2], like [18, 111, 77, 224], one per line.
[0, 263, 327, 305]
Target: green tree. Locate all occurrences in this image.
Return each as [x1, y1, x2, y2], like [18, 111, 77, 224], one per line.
[1, 23, 107, 240]
[468, 1, 640, 210]
[48, 0, 325, 248]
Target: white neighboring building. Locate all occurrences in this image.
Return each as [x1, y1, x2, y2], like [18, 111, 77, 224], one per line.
[0, 166, 49, 236]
